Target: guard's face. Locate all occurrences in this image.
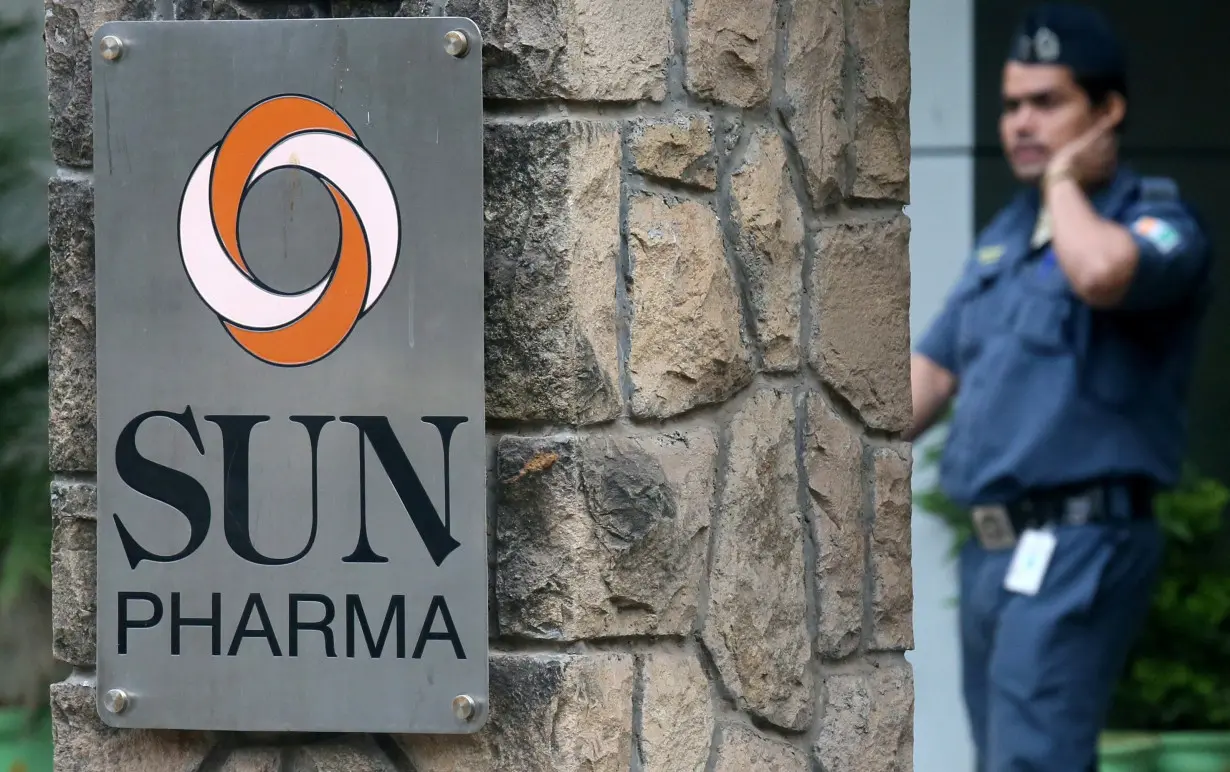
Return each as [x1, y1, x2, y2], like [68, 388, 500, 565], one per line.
[999, 62, 1099, 182]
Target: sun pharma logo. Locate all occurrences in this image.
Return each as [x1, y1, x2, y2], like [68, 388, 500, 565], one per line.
[177, 94, 401, 367]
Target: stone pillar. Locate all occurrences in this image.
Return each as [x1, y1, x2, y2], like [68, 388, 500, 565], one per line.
[45, 0, 913, 769]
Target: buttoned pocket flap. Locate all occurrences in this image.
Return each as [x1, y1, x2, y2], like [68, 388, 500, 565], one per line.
[1012, 291, 1072, 352]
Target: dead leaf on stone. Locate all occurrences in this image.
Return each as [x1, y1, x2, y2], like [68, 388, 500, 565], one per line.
[504, 451, 561, 484]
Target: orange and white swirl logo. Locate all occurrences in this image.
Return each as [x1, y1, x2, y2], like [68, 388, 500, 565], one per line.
[178, 94, 401, 367]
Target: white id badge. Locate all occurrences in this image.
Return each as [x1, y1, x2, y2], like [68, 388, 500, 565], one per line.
[1003, 528, 1058, 596]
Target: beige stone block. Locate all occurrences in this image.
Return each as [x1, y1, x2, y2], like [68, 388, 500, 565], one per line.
[44, 0, 165, 167]
[814, 658, 914, 772]
[221, 748, 282, 772]
[496, 429, 716, 639]
[783, 0, 849, 207]
[804, 393, 866, 658]
[399, 653, 634, 771]
[686, 0, 776, 107]
[484, 121, 622, 424]
[713, 724, 809, 772]
[871, 444, 914, 651]
[444, 0, 670, 101]
[640, 650, 714, 772]
[627, 194, 752, 419]
[628, 113, 717, 190]
[703, 388, 813, 731]
[51, 515, 97, 667]
[49, 176, 97, 473]
[51, 681, 215, 771]
[730, 127, 805, 372]
[851, 0, 911, 203]
[810, 216, 912, 432]
[782, 0, 910, 206]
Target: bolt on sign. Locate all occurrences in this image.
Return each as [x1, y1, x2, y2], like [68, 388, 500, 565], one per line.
[91, 18, 486, 733]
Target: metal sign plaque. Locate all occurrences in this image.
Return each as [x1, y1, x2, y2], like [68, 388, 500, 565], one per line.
[92, 17, 486, 733]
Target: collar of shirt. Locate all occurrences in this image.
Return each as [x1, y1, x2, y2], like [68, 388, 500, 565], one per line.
[1031, 208, 1052, 249]
[1010, 166, 1141, 261]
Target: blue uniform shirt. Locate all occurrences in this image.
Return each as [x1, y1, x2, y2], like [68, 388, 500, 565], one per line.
[918, 168, 1212, 507]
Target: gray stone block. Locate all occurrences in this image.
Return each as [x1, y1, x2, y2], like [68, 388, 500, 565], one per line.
[495, 429, 716, 640]
[484, 121, 622, 425]
[49, 175, 96, 473]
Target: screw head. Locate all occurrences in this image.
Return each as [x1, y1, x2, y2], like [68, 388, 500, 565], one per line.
[452, 694, 476, 721]
[99, 35, 124, 61]
[443, 30, 470, 58]
[103, 689, 130, 714]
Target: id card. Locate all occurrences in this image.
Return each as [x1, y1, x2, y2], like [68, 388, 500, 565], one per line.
[1003, 528, 1058, 596]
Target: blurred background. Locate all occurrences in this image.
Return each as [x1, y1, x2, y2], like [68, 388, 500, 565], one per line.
[910, 2, 1230, 770]
[0, 0, 56, 695]
[0, 0, 1227, 770]
[0, 0, 58, 766]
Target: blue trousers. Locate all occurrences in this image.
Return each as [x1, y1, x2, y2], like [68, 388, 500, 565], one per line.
[958, 518, 1163, 771]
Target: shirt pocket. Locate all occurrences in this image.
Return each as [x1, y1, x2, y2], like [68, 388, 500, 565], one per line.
[1010, 271, 1076, 355]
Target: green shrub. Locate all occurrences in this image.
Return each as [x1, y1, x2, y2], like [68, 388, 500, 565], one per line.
[1107, 468, 1230, 731]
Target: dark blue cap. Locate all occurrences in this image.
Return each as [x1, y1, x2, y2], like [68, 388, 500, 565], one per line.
[1008, 3, 1127, 83]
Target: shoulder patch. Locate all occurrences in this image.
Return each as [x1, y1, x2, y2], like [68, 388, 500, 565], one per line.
[1139, 176, 1180, 203]
[1131, 216, 1183, 255]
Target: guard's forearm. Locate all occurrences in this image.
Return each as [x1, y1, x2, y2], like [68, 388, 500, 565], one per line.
[1046, 176, 1139, 307]
[906, 354, 957, 441]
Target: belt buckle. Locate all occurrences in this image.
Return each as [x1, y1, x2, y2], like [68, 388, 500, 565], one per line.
[1065, 492, 1094, 525]
[972, 504, 1016, 551]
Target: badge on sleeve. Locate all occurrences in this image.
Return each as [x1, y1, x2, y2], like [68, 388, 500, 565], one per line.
[1003, 528, 1057, 596]
[1132, 216, 1183, 255]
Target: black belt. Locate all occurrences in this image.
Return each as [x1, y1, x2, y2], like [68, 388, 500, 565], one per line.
[971, 478, 1155, 550]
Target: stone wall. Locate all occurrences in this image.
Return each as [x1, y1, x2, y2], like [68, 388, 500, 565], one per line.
[45, 0, 914, 769]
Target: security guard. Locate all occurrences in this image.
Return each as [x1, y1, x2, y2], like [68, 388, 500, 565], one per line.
[908, 4, 1212, 771]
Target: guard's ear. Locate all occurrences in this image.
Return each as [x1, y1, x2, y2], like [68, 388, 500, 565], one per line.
[1101, 92, 1127, 130]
